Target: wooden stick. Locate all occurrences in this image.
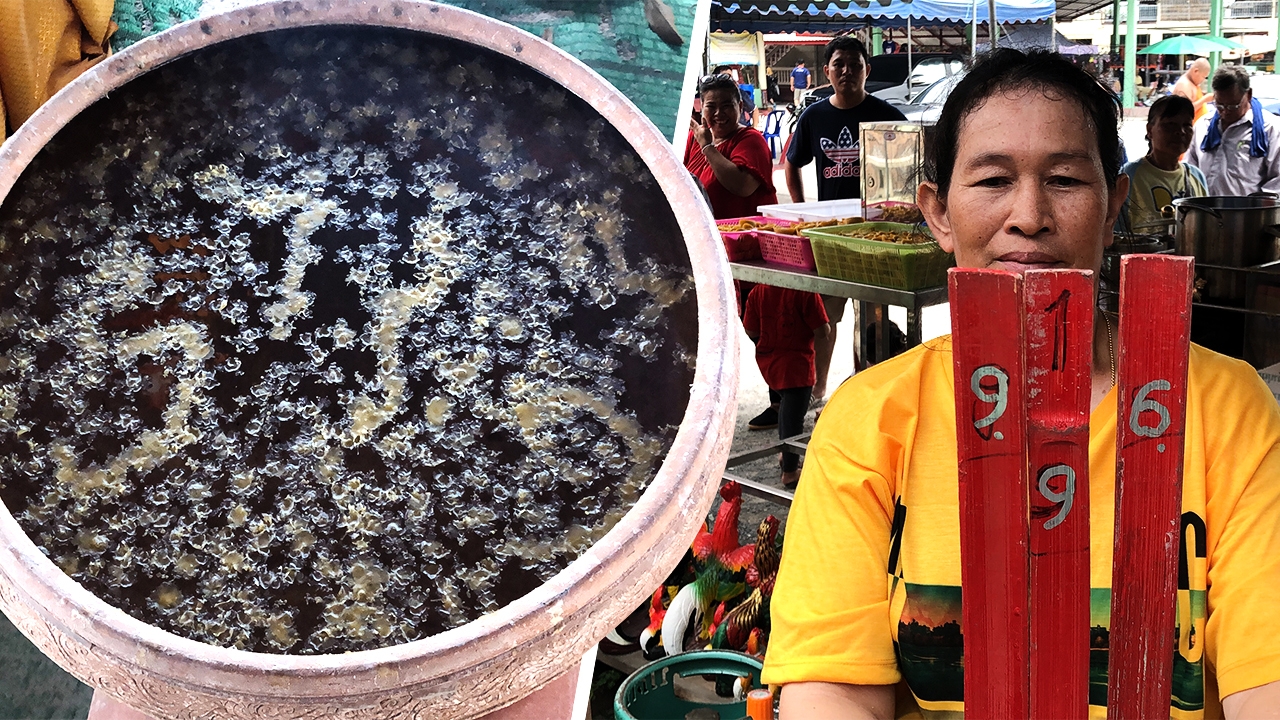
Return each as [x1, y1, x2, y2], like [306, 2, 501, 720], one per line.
[949, 269, 1030, 718]
[1023, 270, 1093, 719]
[1108, 255, 1194, 720]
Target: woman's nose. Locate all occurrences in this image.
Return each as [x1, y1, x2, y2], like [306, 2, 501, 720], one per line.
[1004, 181, 1053, 237]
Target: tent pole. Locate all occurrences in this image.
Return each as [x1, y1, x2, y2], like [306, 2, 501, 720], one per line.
[1050, 15, 1057, 52]
[989, 0, 999, 47]
[972, 0, 979, 58]
[872, 27, 884, 55]
[907, 17, 913, 97]
[1124, 0, 1136, 108]
[1111, 0, 1120, 59]
[1209, 0, 1223, 73]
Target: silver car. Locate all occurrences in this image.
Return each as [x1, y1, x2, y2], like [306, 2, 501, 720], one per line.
[890, 73, 965, 125]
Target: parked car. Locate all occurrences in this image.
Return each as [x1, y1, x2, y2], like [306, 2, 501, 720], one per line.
[868, 53, 965, 105]
[1246, 72, 1280, 115]
[889, 72, 966, 124]
[801, 52, 966, 108]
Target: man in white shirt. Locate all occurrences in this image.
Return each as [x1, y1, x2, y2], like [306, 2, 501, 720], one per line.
[1186, 66, 1280, 196]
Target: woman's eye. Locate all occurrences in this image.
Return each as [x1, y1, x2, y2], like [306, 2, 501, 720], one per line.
[975, 176, 1009, 188]
[1048, 175, 1083, 187]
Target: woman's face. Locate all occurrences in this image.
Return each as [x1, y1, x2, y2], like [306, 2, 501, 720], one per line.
[1148, 110, 1195, 158]
[700, 88, 740, 139]
[919, 90, 1128, 275]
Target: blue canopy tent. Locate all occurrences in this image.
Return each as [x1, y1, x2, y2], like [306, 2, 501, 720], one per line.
[710, 0, 1055, 32]
[975, 22, 1099, 53]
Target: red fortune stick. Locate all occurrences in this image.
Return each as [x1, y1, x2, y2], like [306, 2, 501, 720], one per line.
[949, 268, 1031, 719]
[1107, 254, 1194, 720]
[1023, 270, 1093, 719]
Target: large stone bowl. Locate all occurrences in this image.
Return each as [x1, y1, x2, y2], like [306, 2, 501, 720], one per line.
[0, 2, 737, 718]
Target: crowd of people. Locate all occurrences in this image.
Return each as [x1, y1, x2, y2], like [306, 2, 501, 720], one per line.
[1121, 61, 1280, 235]
[685, 36, 907, 488]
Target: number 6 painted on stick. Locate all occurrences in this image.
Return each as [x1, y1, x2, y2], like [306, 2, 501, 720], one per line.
[1129, 379, 1173, 438]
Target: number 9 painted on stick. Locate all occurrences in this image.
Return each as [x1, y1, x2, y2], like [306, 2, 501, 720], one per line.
[971, 365, 1009, 435]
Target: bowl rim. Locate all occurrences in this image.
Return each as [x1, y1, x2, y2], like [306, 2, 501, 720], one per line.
[0, 0, 737, 714]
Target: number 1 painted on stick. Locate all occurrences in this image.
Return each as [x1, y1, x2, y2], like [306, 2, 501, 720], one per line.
[1108, 255, 1193, 720]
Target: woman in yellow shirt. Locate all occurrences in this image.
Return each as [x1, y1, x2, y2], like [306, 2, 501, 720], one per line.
[1120, 94, 1208, 234]
[762, 49, 1280, 719]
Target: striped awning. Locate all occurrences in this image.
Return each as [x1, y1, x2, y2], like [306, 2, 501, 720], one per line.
[712, 0, 1056, 29]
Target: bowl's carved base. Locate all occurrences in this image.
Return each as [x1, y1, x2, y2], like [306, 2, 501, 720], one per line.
[84, 655, 589, 720]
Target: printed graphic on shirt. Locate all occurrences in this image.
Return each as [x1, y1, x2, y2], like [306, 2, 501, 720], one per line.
[1149, 184, 1176, 213]
[886, 502, 1209, 718]
[1145, 178, 1195, 212]
[818, 127, 859, 179]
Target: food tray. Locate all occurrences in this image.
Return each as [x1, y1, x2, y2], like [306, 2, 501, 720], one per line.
[864, 201, 925, 224]
[757, 229, 817, 270]
[756, 199, 862, 222]
[802, 222, 953, 290]
[717, 216, 797, 262]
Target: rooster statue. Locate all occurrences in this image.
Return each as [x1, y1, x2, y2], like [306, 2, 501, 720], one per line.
[660, 481, 755, 655]
[709, 515, 782, 656]
[638, 587, 668, 660]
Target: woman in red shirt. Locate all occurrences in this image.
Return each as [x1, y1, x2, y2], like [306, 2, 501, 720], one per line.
[684, 73, 778, 219]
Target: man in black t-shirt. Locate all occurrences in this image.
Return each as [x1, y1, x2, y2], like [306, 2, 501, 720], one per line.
[783, 35, 906, 402]
[785, 36, 906, 202]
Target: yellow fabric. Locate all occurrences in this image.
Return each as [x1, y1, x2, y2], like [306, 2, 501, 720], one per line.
[0, 0, 114, 142]
[1125, 158, 1208, 231]
[762, 336, 1280, 719]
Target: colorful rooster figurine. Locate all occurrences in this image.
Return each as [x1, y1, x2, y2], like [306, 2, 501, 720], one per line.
[746, 515, 782, 595]
[661, 481, 755, 655]
[639, 587, 668, 660]
[710, 515, 782, 656]
[692, 481, 756, 571]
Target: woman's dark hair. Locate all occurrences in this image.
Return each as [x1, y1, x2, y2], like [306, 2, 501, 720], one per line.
[823, 35, 870, 67]
[926, 49, 1122, 197]
[699, 72, 741, 101]
[1146, 93, 1194, 127]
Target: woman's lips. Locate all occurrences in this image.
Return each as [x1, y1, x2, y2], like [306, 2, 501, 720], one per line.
[994, 252, 1063, 273]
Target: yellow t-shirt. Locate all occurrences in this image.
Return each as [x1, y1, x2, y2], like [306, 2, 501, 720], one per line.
[1123, 158, 1208, 232]
[762, 336, 1280, 719]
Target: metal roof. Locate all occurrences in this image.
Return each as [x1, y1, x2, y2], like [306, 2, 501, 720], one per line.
[711, 0, 1057, 31]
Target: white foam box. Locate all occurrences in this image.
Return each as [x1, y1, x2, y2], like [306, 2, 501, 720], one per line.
[757, 199, 863, 222]
[1260, 361, 1280, 405]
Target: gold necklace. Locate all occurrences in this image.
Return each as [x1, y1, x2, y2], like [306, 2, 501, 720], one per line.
[1103, 312, 1116, 386]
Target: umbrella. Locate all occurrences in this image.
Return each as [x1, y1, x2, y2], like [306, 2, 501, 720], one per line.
[1138, 35, 1235, 55]
[1191, 33, 1247, 50]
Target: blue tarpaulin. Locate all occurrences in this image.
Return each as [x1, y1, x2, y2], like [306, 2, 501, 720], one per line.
[711, 0, 1055, 30]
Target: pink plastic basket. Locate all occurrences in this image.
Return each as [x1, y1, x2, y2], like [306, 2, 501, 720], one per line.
[716, 216, 797, 263]
[719, 231, 760, 261]
[757, 230, 817, 270]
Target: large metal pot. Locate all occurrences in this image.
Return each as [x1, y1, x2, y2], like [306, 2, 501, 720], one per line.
[0, 2, 737, 719]
[1173, 195, 1280, 303]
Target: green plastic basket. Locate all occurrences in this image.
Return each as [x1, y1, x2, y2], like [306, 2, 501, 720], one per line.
[614, 650, 764, 720]
[802, 222, 954, 290]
